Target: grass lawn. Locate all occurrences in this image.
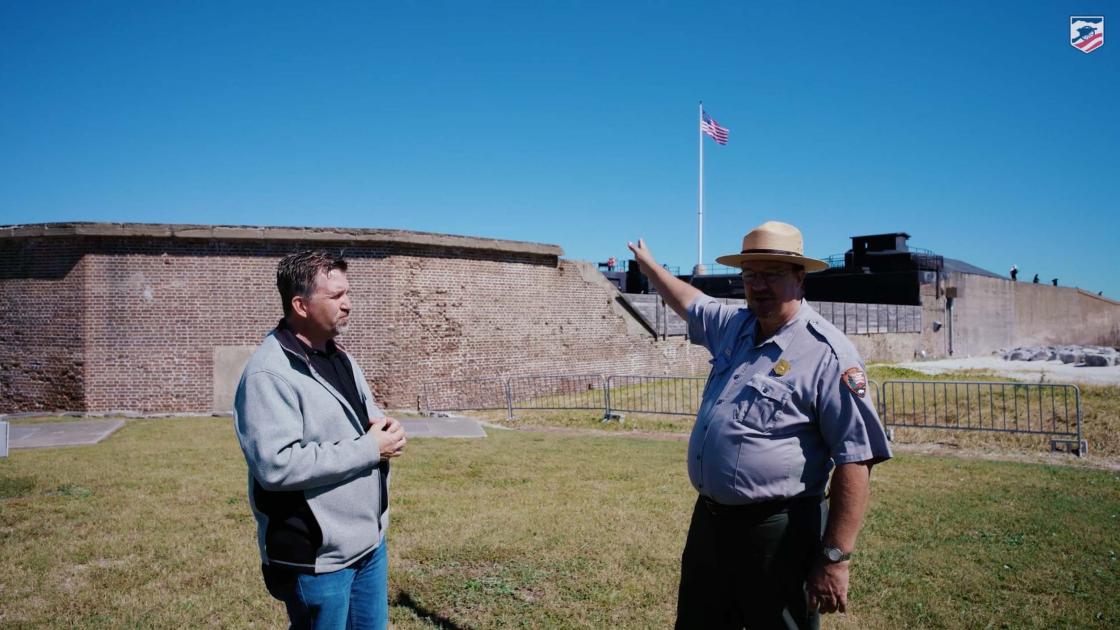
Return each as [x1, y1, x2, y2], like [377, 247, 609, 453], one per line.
[1, 417, 1118, 628]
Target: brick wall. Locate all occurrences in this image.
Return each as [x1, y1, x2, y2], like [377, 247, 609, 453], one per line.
[0, 239, 87, 412]
[375, 252, 711, 408]
[80, 238, 309, 412]
[1, 231, 710, 414]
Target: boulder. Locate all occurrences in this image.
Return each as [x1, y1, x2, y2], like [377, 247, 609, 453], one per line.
[1058, 351, 1083, 364]
[1028, 349, 1054, 361]
[1083, 353, 1111, 367]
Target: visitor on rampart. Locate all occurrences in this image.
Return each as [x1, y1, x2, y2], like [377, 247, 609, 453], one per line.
[234, 250, 406, 629]
[627, 221, 892, 628]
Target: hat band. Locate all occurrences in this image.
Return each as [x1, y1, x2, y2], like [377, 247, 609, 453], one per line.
[741, 248, 803, 257]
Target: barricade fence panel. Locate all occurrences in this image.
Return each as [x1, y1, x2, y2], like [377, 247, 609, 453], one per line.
[877, 380, 1082, 441]
[606, 375, 707, 416]
[416, 375, 1082, 455]
[507, 374, 606, 411]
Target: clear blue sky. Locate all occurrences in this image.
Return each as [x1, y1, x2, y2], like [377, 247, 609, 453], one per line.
[2, 1, 1117, 296]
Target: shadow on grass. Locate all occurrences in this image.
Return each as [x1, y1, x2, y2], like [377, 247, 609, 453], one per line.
[394, 591, 470, 630]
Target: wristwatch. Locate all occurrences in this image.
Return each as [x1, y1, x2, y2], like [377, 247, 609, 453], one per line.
[821, 545, 851, 563]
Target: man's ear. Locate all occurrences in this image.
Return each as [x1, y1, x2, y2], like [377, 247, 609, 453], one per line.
[290, 294, 310, 318]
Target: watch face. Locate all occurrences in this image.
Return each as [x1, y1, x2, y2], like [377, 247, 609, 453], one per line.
[826, 548, 843, 562]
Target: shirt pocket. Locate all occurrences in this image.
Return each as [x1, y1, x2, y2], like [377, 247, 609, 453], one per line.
[734, 373, 793, 432]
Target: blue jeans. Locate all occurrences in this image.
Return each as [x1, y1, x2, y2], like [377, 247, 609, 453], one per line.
[262, 542, 389, 630]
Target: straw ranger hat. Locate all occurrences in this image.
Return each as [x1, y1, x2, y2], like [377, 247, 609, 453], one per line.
[714, 221, 829, 272]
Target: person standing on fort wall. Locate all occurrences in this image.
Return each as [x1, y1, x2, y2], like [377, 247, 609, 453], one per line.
[234, 250, 407, 629]
[628, 221, 892, 629]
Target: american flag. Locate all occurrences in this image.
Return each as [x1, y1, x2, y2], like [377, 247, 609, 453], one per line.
[701, 110, 729, 145]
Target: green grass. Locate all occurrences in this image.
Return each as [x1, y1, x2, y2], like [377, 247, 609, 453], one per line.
[1, 417, 1118, 628]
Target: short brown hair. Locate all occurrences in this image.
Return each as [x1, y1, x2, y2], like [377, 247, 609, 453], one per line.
[277, 250, 348, 317]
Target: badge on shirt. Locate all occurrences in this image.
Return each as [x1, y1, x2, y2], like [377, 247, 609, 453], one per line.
[843, 367, 867, 398]
[773, 359, 790, 376]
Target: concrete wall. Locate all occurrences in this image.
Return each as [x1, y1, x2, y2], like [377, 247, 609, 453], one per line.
[917, 282, 949, 358]
[946, 272, 1016, 357]
[1013, 284, 1120, 348]
[941, 273, 1120, 357]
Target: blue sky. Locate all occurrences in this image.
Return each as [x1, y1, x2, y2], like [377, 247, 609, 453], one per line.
[2, 1, 1117, 296]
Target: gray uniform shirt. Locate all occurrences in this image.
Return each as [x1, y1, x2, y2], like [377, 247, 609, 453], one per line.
[687, 295, 892, 505]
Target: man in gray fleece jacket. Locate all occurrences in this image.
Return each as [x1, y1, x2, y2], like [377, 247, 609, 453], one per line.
[235, 250, 406, 629]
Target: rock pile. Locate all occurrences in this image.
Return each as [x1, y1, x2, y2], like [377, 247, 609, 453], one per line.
[999, 345, 1120, 366]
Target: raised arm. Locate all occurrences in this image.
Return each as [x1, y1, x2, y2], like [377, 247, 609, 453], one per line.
[627, 239, 702, 320]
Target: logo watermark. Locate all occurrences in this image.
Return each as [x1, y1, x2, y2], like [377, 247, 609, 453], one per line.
[1070, 16, 1104, 54]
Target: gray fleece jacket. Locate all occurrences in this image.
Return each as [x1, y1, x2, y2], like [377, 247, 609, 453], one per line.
[234, 326, 389, 573]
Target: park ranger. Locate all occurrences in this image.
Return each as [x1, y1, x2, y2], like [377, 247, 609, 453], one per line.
[627, 221, 892, 629]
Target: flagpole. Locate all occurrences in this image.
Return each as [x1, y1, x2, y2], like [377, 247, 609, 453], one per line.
[696, 101, 705, 276]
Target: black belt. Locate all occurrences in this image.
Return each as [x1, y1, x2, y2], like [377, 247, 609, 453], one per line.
[699, 494, 823, 517]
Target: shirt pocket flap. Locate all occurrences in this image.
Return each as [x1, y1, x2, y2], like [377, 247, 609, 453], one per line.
[744, 373, 793, 404]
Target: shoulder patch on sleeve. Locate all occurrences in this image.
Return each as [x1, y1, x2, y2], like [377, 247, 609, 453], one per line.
[842, 367, 868, 398]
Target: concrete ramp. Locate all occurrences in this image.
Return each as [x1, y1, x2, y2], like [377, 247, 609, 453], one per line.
[399, 415, 486, 438]
[9, 419, 126, 449]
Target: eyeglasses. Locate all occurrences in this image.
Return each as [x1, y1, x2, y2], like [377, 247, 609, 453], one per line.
[740, 269, 794, 285]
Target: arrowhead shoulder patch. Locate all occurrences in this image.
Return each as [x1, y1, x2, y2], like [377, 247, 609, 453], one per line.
[842, 367, 867, 398]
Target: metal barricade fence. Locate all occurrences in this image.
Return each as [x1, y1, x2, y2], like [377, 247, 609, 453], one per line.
[417, 375, 1085, 456]
[507, 374, 607, 413]
[876, 380, 1085, 454]
[605, 375, 706, 418]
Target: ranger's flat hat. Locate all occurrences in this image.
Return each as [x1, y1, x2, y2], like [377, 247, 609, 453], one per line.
[715, 221, 829, 272]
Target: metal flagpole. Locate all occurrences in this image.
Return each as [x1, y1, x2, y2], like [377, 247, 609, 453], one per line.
[696, 101, 705, 276]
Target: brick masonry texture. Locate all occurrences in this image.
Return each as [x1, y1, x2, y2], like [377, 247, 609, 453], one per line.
[0, 239, 87, 411]
[1, 231, 709, 414]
